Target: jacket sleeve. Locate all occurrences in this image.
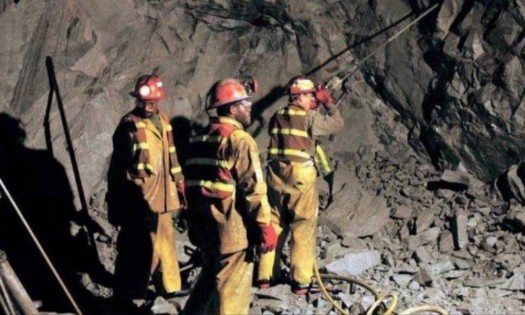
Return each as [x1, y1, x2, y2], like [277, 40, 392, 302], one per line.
[106, 119, 137, 226]
[229, 130, 271, 226]
[309, 107, 345, 136]
[109, 119, 136, 182]
[161, 111, 184, 182]
[171, 145, 184, 183]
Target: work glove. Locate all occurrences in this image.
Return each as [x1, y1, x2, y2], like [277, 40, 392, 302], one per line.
[259, 223, 278, 253]
[176, 180, 188, 210]
[315, 86, 335, 108]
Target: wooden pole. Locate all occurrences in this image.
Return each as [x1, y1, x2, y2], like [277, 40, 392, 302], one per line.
[0, 250, 38, 314]
[0, 273, 16, 315]
[0, 179, 83, 314]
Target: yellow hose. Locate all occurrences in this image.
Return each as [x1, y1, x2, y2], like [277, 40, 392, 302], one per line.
[318, 273, 380, 298]
[313, 265, 349, 315]
[366, 293, 398, 315]
[313, 262, 448, 315]
[399, 305, 448, 315]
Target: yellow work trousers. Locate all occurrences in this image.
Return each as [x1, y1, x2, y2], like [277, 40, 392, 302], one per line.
[151, 212, 181, 293]
[113, 211, 181, 302]
[183, 250, 253, 315]
[258, 161, 318, 285]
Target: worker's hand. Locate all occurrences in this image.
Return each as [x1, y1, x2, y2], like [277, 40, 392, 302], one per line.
[315, 86, 335, 107]
[259, 224, 278, 253]
[176, 180, 188, 210]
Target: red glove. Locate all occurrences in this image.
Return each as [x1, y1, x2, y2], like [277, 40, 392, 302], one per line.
[315, 87, 335, 107]
[176, 180, 188, 210]
[259, 224, 277, 253]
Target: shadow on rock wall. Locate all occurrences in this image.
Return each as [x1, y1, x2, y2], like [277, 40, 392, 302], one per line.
[170, 116, 205, 167]
[0, 113, 99, 313]
[251, 85, 287, 138]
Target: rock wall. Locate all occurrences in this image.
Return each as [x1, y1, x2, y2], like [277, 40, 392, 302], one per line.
[0, 0, 524, 202]
[2, 1, 525, 313]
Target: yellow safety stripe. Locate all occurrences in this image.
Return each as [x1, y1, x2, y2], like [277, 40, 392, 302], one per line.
[186, 158, 230, 168]
[278, 108, 307, 116]
[133, 142, 149, 151]
[271, 128, 308, 138]
[189, 135, 226, 144]
[137, 163, 154, 171]
[136, 121, 147, 128]
[186, 180, 235, 192]
[218, 117, 243, 129]
[171, 166, 182, 174]
[268, 148, 311, 159]
[169, 146, 176, 153]
[316, 145, 331, 173]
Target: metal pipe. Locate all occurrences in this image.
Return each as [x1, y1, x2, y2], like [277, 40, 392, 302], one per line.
[327, 2, 441, 91]
[44, 57, 92, 238]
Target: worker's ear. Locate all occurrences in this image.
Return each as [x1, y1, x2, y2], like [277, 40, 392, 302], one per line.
[229, 103, 239, 115]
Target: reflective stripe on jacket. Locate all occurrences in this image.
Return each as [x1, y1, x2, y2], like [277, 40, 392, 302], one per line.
[268, 105, 315, 163]
[125, 112, 182, 181]
[315, 144, 333, 177]
[184, 117, 239, 199]
[185, 116, 272, 254]
[118, 110, 183, 213]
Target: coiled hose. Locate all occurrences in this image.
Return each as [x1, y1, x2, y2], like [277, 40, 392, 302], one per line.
[313, 262, 448, 315]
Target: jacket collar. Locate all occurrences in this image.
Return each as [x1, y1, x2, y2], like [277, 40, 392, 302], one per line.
[131, 109, 164, 138]
[288, 103, 308, 111]
[214, 116, 244, 130]
[145, 118, 163, 138]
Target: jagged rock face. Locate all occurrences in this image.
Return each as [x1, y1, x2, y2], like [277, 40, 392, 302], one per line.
[3, 2, 525, 313]
[0, 0, 523, 198]
[347, 1, 523, 182]
[341, 0, 525, 182]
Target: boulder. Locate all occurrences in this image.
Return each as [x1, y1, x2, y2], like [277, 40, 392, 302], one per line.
[325, 250, 381, 276]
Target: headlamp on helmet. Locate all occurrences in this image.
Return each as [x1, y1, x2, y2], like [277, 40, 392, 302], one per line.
[131, 74, 166, 101]
[242, 77, 259, 94]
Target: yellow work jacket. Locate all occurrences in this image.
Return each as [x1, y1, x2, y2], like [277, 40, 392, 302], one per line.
[185, 116, 271, 254]
[122, 111, 183, 213]
[268, 105, 315, 163]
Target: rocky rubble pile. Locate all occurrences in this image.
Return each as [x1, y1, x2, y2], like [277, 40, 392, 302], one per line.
[293, 151, 525, 314]
[110, 148, 525, 314]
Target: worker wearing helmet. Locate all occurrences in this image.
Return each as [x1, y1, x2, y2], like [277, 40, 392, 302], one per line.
[182, 78, 277, 314]
[257, 77, 344, 294]
[107, 74, 186, 311]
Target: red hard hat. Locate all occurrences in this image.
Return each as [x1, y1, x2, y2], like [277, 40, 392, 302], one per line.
[211, 79, 250, 108]
[131, 74, 166, 101]
[289, 78, 316, 95]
